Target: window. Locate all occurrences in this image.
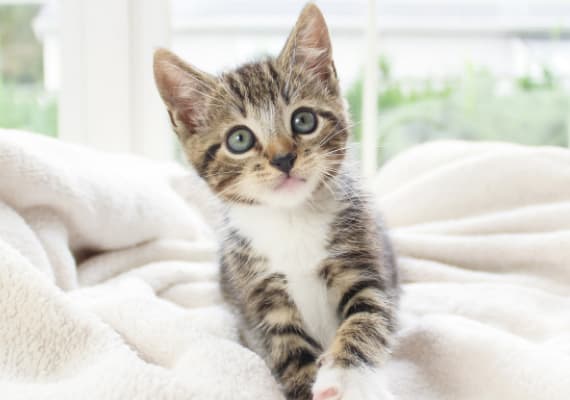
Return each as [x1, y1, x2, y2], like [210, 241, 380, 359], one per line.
[0, 0, 57, 137]
[5, 0, 570, 172]
[349, 0, 570, 172]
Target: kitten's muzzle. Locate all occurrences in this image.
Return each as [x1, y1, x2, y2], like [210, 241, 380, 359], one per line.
[270, 153, 297, 174]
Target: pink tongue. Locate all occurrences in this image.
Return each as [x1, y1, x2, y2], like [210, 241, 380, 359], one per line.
[278, 177, 304, 190]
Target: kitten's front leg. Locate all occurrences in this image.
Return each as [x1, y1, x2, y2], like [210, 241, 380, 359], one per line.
[314, 263, 397, 400]
[245, 272, 323, 400]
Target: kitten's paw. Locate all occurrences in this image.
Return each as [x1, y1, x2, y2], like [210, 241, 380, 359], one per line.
[312, 363, 394, 400]
[312, 365, 342, 400]
[313, 387, 340, 400]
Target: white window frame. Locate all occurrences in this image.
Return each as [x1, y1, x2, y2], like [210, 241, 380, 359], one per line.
[362, 0, 378, 179]
[58, 0, 173, 160]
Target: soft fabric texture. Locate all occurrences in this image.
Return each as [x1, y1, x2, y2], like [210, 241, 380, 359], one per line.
[0, 130, 568, 399]
[375, 141, 570, 400]
[0, 130, 281, 400]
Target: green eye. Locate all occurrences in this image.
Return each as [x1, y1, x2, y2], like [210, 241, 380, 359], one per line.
[291, 108, 317, 134]
[226, 126, 255, 154]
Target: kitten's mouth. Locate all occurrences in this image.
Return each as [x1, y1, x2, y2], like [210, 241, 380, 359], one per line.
[274, 175, 307, 191]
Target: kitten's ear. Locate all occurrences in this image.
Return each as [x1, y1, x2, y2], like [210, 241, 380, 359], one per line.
[153, 48, 216, 139]
[278, 3, 336, 86]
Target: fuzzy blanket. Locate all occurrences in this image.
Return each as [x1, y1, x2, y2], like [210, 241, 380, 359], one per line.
[0, 130, 569, 399]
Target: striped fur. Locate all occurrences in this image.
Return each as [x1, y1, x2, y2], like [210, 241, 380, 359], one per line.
[154, 4, 399, 399]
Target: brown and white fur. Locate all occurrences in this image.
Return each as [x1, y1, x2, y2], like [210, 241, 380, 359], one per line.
[153, 4, 399, 400]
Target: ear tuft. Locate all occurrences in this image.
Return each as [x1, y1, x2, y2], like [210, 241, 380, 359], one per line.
[153, 48, 216, 138]
[278, 4, 335, 85]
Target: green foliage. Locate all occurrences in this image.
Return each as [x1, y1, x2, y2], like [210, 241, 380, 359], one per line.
[0, 4, 43, 83]
[0, 4, 55, 136]
[516, 66, 556, 91]
[0, 78, 58, 137]
[346, 57, 570, 163]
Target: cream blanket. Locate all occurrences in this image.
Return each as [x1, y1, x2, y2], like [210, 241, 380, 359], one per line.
[0, 130, 568, 399]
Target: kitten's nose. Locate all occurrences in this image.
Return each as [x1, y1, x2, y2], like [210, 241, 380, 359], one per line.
[270, 153, 297, 174]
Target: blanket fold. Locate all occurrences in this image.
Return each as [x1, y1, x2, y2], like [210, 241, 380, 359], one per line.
[375, 141, 570, 400]
[0, 131, 568, 399]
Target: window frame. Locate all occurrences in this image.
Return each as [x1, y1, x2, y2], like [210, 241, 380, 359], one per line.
[58, 0, 173, 160]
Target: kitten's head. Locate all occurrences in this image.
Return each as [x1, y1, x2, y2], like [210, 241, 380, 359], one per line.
[154, 4, 349, 208]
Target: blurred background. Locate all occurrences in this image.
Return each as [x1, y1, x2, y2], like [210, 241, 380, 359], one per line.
[1, 0, 569, 175]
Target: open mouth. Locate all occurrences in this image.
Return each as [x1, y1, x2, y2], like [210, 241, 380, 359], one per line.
[274, 175, 307, 191]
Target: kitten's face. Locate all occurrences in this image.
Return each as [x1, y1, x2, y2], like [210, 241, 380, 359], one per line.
[154, 4, 348, 208]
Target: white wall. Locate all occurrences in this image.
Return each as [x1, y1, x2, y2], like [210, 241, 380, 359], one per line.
[171, 32, 367, 91]
[172, 31, 570, 90]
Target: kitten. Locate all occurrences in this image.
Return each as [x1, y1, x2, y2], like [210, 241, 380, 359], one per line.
[153, 4, 399, 400]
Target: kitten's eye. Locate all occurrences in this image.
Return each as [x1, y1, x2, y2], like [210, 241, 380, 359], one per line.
[291, 108, 317, 134]
[226, 127, 255, 154]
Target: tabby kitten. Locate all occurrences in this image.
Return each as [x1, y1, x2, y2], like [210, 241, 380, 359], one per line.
[153, 4, 399, 400]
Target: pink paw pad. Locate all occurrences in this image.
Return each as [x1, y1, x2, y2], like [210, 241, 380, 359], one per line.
[313, 387, 339, 400]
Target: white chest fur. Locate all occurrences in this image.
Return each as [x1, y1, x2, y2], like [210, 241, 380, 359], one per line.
[229, 204, 339, 347]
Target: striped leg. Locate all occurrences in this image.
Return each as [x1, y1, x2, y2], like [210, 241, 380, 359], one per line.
[246, 273, 323, 400]
[315, 260, 397, 400]
[221, 236, 323, 399]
